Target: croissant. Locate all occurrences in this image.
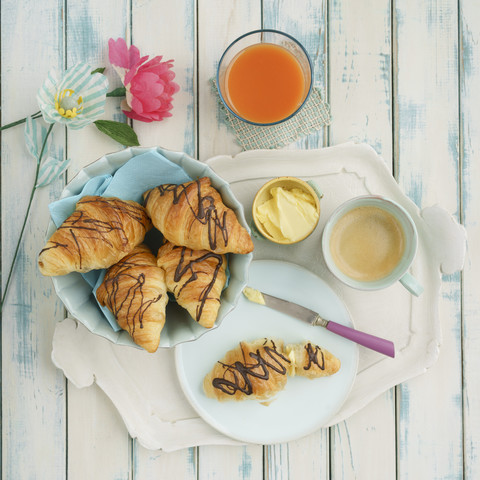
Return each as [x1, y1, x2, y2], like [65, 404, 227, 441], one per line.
[157, 241, 227, 328]
[38, 196, 152, 276]
[96, 244, 168, 353]
[204, 338, 341, 402]
[284, 342, 341, 379]
[143, 177, 254, 254]
[203, 339, 291, 402]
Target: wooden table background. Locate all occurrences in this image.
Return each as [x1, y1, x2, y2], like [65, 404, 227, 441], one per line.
[1, 0, 478, 478]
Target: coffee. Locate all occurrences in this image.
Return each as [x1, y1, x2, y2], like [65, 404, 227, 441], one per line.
[329, 206, 405, 282]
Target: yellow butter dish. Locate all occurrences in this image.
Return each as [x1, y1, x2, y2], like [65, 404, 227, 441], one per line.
[252, 176, 321, 244]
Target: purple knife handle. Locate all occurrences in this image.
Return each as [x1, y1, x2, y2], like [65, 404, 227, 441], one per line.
[326, 321, 395, 358]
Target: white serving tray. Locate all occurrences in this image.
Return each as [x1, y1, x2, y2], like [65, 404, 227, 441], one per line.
[51, 142, 466, 449]
[205, 142, 466, 425]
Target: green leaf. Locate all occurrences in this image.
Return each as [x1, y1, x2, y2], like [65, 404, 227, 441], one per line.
[25, 116, 48, 161]
[94, 120, 140, 146]
[106, 87, 127, 97]
[91, 67, 106, 75]
[36, 156, 71, 188]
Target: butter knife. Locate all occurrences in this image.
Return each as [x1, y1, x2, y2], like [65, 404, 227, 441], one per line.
[243, 287, 395, 358]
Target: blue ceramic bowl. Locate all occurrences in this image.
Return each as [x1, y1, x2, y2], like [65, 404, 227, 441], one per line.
[46, 146, 253, 348]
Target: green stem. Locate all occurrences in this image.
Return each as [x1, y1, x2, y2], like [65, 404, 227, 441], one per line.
[0, 111, 42, 130]
[0, 123, 55, 313]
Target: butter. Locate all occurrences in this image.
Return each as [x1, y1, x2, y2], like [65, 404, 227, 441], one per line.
[255, 187, 319, 242]
[243, 287, 266, 305]
[286, 346, 296, 377]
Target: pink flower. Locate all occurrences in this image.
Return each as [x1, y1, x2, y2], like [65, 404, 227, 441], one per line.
[108, 38, 180, 122]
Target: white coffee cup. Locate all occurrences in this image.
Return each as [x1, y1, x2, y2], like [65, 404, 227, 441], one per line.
[322, 195, 423, 296]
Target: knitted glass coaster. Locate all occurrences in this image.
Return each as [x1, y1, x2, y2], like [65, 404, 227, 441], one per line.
[211, 79, 331, 150]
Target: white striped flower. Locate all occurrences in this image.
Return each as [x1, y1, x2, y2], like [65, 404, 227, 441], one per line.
[37, 62, 108, 130]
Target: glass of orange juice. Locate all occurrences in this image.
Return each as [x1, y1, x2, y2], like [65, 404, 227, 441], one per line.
[217, 29, 313, 126]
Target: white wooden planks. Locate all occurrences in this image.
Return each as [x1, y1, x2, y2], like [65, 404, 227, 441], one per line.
[197, 0, 261, 161]
[130, 0, 198, 475]
[67, 384, 131, 480]
[196, 1, 264, 478]
[133, 448, 197, 480]
[0, 0, 477, 478]
[329, 0, 393, 164]
[66, 0, 129, 178]
[131, 0, 196, 156]
[460, 0, 480, 478]
[1, 1, 67, 479]
[263, 0, 328, 151]
[64, 2, 132, 478]
[328, 0, 396, 478]
[394, 0, 464, 478]
[262, 1, 330, 478]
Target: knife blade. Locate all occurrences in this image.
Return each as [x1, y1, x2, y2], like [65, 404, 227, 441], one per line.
[243, 287, 395, 358]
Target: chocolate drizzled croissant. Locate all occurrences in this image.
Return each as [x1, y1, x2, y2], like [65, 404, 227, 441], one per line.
[96, 244, 168, 353]
[157, 240, 227, 328]
[38, 196, 152, 276]
[143, 177, 254, 254]
[204, 338, 341, 402]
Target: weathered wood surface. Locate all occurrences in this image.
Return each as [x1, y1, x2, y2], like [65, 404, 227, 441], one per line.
[1, 0, 477, 479]
[394, 1, 464, 478]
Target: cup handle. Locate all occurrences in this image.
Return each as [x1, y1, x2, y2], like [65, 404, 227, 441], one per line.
[399, 272, 424, 296]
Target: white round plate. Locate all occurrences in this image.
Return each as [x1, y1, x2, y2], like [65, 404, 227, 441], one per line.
[175, 259, 359, 444]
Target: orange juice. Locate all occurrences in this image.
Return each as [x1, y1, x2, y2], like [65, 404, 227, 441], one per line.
[224, 43, 308, 124]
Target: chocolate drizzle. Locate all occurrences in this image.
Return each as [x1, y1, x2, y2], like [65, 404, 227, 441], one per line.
[211, 340, 291, 396]
[303, 343, 326, 371]
[99, 251, 163, 336]
[150, 179, 229, 251]
[171, 245, 224, 322]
